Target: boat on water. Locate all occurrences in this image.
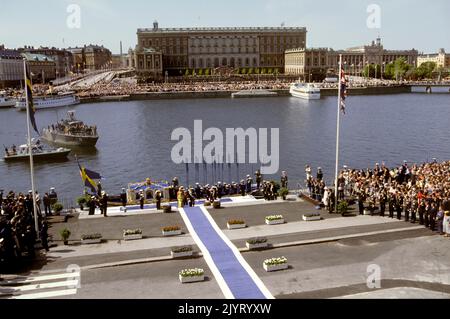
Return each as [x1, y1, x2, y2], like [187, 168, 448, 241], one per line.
[41, 111, 99, 147]
[289, 83, 321, 100]
[3, 139, 71, 162]
[15, 92, 80, 110]
[0, 94, 17, 109]
[231, 89, 278, 98]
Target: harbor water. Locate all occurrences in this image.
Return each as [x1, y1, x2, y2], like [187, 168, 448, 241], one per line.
[0, 93, 449, 203]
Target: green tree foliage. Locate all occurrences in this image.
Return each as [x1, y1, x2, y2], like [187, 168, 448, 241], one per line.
[416, 61, 437, 79]
[205, 68, 210, 76]
[184, 69, 190, 76]
[363, 64, 382, 78]
[198, 68, 203, 76]
[247, 68, 254, 74]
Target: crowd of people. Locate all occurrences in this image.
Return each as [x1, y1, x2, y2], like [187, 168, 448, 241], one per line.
[305, 160, 450, 237]
[0, 188, 58, 266]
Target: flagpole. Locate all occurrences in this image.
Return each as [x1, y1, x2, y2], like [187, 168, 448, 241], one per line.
[334, 54, 342, 213]
[23, 59, 40, 238]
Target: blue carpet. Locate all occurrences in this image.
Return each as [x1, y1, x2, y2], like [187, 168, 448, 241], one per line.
[183, 206, 267, 299]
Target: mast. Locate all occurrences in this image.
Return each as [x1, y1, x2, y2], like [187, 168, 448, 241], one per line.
[334, 54, 342, 213]
[23, 59, 40, 238]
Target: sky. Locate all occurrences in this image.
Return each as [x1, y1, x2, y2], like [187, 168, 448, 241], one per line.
[0, 0, 448, 54]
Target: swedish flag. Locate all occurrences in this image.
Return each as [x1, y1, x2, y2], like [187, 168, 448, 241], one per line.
[77, 159, 101, 193]
[25, 65, 39, 134]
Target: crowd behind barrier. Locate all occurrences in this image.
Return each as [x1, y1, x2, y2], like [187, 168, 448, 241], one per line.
[304, 161, 450, 236]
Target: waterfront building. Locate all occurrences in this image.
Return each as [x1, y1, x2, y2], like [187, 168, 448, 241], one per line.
[20, 46, 74, 77]
[134, 47, 163, 80]
[0, 45, 24, 88]
[135, 21, 306, 78]
[417, 49, 450, 69]
[285, 38, 418, 80]
[68, 45, 112, 71]
[21, 52, 56, 83]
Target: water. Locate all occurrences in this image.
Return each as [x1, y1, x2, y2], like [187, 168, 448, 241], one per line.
[0, 93, 449, 203]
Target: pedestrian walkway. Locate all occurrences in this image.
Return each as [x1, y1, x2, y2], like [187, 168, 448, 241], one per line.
[179, 206, 273, 299]
[0, 269, 80, 299]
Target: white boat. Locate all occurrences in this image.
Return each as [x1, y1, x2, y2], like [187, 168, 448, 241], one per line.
[15, 93, 80, 110]
[289, 83, 321, 100]
[0, 94, 17, 108]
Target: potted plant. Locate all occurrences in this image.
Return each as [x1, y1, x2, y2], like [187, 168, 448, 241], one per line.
[263, 256, 288, 272]
[179, 268, 205, 283]
[76, 196, 87, 211]
[246, 237, 268, 250]
[278, 188, 289, 200]
[52, 202, 64, 215]
[81, 233, 102, 244]
[59, 228, 71, 245]
[337, 200, 349, 216]
[123, 228, 143, 241]
[204, 201, 211, 207]
[171, 246, 194, 258]
[213, 200, 221, 209]
[302, 212, 321, 221]
[162, 225, 182, 236]
[162, 204, 172, 213]
[227, 219, 246, 229]
[265, 214, 285, 225]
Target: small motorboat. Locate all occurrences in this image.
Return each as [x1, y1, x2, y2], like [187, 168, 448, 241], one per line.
[4, 139, 71, 162]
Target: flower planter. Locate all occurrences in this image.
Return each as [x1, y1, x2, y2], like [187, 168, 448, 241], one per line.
[162, 205, 172, 213]
[213, 200, 221, 209]
[123, 233, 143, 241]
[263, 263, 288, 272]
[81, 238, 102, 244]
[265, 218, 285, 225]
[302, 214, 321, 221]
[162, 229, 182, 236]
[179, 274, 205, 284]
[171, 250, 194, 258]
[227, 223, 246, 230]
[246, 242, 268, 250]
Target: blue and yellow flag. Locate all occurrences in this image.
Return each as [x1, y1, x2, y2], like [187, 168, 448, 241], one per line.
[25, 65, 39, 134]
[77, 159, 102, 193]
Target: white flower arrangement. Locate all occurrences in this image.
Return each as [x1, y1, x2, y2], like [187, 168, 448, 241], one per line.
[123, 228, 143, 236]
[179, 268, 204, 278]
[264, 256, 288, 266]
[265, 215, 284, 221]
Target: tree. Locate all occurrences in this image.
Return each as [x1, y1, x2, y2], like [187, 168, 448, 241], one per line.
[198, 68, 203, 76]
[363, 64, 382, 78]
[205, 68, 210, 76]
[184, 69, 190, 76]
[248, 67, 254, 75]
[255, 68, 260, 74]
[416, 61, 437, 79]
[240, 68, 247, 75]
